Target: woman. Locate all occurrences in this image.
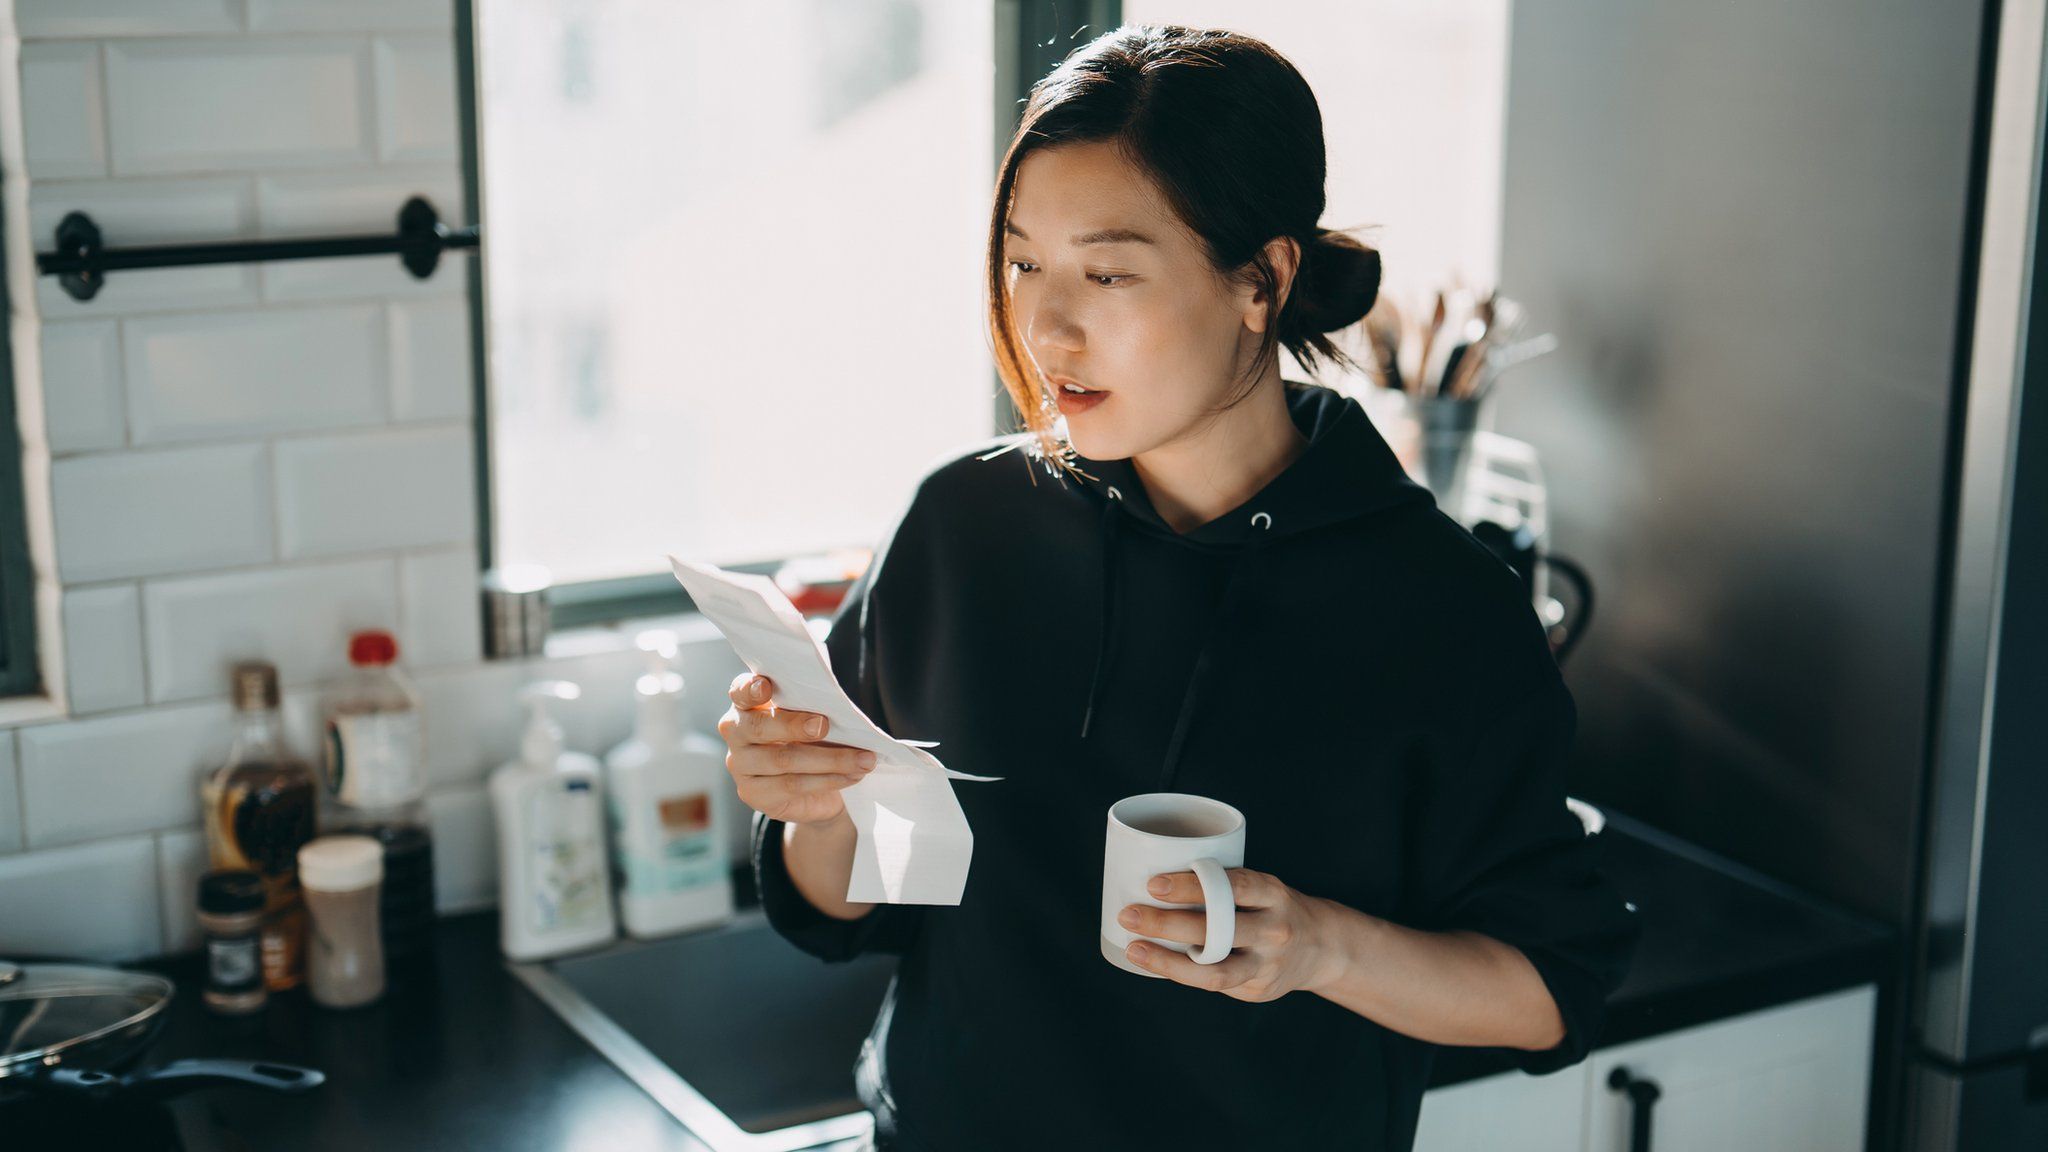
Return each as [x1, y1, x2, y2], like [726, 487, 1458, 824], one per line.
[720, 25, 1639, 1152]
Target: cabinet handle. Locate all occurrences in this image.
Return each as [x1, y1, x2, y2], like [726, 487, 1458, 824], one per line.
[1607, 1065, 1662, 1152]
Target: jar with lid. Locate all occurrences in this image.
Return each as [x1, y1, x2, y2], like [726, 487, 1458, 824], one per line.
[196, 869, 268, 1015]
[299, 835, 386, 1009]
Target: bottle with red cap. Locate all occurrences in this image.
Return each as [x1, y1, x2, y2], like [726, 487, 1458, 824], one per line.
[322, 629, 436, 964]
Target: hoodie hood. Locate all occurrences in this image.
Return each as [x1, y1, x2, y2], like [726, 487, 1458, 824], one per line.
[1060, 382, 1434, 777]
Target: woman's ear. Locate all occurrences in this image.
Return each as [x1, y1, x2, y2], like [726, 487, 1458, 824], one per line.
[1239, 235, 1302, 335]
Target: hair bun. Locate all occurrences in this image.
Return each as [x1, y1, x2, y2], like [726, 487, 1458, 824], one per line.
[1287, 228, 1381, 338]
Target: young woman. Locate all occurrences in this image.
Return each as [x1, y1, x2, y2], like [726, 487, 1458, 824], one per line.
[720, 25, 1638, 1152]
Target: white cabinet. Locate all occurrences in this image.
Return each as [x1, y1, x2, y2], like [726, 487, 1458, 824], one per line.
[1412, 1061, 1588, 1152]
[1412, 984, 1876, 1152]
[1583, 985, 1875, 1152]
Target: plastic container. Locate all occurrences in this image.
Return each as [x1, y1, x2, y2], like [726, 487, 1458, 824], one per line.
[320, 629, 435, 965]
[604, 630, 734, 938]
[299, 835, 386, 1009]
[490, 680, 617, 961]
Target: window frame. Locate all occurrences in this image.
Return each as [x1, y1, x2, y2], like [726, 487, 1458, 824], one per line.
[0, 191, 41, 697]
[457, 0, 1118, 628]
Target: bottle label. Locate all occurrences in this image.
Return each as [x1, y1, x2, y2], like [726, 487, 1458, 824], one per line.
[207, 934, 261, 992]
[528, 782, 609, 933]
[610, 789, 724, 896]
[325, 711, 425, 810]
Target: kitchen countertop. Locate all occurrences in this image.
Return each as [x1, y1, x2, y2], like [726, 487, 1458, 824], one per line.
[105, 812, 1892, 1150]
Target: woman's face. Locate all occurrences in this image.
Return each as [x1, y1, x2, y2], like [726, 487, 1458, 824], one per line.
[1002, 141, 1267, 461]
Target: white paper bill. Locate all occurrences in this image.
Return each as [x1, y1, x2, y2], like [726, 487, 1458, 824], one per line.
[668, 555, 996, 905]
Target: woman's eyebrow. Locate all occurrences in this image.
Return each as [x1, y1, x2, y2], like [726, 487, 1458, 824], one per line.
[1005, 222, 1157, 246]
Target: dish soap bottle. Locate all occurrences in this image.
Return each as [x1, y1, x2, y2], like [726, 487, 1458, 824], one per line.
[490, 680, 616, 960]
[201, 660, 318, 990]
[603, 630, 734, 938]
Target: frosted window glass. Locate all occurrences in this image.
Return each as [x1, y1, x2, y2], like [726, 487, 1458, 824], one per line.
[477, 0, 997, 582]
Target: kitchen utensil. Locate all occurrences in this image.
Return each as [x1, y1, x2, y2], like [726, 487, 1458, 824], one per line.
[0, 959, 325, 1106]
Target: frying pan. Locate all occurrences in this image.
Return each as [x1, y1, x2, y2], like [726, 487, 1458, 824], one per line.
[0, 958, 324, 1105]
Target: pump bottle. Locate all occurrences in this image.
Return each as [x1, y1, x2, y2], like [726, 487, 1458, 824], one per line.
[490, 680, 616, 960]
[603, 631, 735, 937]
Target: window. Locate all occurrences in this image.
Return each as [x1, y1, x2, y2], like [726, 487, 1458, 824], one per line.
[465, 0, 1076, 624]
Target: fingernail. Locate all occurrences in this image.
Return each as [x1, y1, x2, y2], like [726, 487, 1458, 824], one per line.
[1148, 876, 1168, 895]
[858, 751, 877, 769]
[1127, 942, 1149, 962]
[754, 677, 770, 698]
[1118, 908, 1140, 928]
[805, 716, 824, 738]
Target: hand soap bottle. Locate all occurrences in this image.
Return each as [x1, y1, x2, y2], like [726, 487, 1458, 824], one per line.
[603, 630, 735, 938]
[490, 680, 616, 960]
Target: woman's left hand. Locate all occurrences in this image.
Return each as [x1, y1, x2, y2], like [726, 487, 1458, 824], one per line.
[1119, 868, 1338, 1001]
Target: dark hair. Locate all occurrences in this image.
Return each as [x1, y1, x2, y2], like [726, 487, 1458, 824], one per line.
[985, 24, 1382, 473]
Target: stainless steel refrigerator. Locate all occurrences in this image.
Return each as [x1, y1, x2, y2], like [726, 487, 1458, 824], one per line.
[1495, 1, 2047, 1147]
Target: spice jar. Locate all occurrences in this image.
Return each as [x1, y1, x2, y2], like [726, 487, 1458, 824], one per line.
[196, 869, 268, 1015]
[298, 835, 386, 1009]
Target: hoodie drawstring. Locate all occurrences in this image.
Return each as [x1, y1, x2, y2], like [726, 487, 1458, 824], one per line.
[1155, 536, 1271, 790]
[1078, 488, 1277, 791]
[1078, 492, 1124, 740]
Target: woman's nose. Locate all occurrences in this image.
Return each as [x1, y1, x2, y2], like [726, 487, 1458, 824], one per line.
[1023, 283, 1085, 355]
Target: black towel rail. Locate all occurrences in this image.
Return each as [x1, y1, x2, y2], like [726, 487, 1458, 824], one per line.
[35, 195, 478, 303]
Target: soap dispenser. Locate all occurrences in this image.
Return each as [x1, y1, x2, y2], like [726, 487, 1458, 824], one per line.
[603, 630, 735, 938]
[490, 680, 617, 960]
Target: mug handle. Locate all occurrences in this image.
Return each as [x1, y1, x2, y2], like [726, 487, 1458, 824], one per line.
[1186, 857, 1236, 965]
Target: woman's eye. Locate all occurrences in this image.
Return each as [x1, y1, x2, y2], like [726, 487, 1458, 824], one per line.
[1007, 260, 1037, 275]
[1088, 273, 1130, 287]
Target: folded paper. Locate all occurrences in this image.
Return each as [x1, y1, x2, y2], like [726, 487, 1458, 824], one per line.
[668, 556, 995, 905]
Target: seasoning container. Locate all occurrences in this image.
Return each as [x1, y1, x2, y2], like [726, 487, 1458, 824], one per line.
[298, 835, 386, 1010]
[201, 660, 319, 991]
[196, 869, 268, 1016]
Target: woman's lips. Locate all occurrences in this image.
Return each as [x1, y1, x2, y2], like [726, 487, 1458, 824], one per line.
[1054, 386, 1109, 415]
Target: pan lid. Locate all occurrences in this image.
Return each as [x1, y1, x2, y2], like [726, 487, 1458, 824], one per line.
[0, 962, 173, 1078]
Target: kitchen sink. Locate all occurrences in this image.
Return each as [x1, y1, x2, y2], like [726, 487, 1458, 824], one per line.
[509, 906, 898, 1152]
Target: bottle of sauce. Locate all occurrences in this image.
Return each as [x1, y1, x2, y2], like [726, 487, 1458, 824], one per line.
[202, 660, 318, 991]
[320, 629, 436, 964]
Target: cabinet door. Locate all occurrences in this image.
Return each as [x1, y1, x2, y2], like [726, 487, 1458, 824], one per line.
[1412, 1064, 1589, 1152]
[1583, 985, 1875, 1152]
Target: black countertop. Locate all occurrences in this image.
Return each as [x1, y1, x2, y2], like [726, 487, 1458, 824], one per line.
[41, 813, 1894, 1151]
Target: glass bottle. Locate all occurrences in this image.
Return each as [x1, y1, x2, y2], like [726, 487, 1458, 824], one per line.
[201, 660, 318, 991]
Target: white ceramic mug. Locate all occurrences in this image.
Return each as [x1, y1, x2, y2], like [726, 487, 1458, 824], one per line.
[1099, 793, 1246, 977]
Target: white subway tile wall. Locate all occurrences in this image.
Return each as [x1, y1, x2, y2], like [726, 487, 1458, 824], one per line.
[59, 582, 147, 712]
[0, 8, 754, 962]
[19, 42, 108, 180]
[0, 836, 162, 962]
[51, 441, 275, 581]
[39, 320, 125, 453]
[273, 423, 473, 559]
[397, 546, 483, 669]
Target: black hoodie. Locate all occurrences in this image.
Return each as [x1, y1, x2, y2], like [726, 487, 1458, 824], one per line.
[752, 381, 1640, 1151]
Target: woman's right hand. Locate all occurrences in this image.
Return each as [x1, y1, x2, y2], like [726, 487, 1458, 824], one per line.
[719, 672, 877, 827]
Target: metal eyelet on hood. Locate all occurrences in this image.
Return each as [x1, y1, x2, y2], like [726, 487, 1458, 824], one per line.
[1250, 511, 1272, 530]
[1106, 485, 1123, 500]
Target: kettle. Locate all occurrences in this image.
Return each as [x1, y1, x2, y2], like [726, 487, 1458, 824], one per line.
[1470, 519, 1594, 664]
